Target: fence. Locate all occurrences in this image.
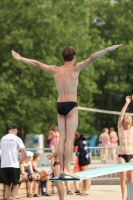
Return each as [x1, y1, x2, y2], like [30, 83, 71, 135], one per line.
[27, 146, 120, 178]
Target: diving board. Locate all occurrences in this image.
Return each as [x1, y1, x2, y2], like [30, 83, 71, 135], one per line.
[50, 162, 133, 182]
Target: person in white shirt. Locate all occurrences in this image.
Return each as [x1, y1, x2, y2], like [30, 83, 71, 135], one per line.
[0, 124, 27, 200]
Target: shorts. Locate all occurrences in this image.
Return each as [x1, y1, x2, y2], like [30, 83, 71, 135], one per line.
[78, 156, 91, 167]
[2, 168, 20, 185]
[0, 175, 4, 183]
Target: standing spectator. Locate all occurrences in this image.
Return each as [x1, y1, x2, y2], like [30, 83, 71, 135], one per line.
[99, 128, 110, 163]
[73, 132, 81, 173]
[48, 125, 59, 177]
[0, 124, 26, 200]
[73, 132, 81, 194]
[0, 150, 4, 184]
[47, 126, 64, 200]
[75, 134, 91, 195]
[109, 127, 118, 164]
[48, 125, 58, 150]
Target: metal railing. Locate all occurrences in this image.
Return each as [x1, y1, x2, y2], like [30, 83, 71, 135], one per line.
[89, 146, 120, 178]
[26, 146, 120, 179]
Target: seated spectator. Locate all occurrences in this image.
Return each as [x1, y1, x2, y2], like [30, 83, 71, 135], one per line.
[32, 152, 51, 196]
[20, 151, 40, 197]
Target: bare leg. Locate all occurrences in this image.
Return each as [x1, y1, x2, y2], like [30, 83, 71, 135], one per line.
[65, 182, 73, 194]
[39, 169, 49, 177]
[118, 157, 127, 200]
[54, 165, 64, 200]
[101, 148, 105, 163]
[39, 169, 51, 193]
[34, 181, 39, 195]
[11, 185, 19, 200]
[21, 175, 33, 196]
[127, 157, 133, 200]
[58, 114, 66, 175]
[65, 182, 70, 191]
[105, 145, 108, 162]
[28, 182, 33, 195]
[5, 185, 12, 200]
[40, 175, 50, 194]
[111, 145, 117, 163]
[80, 166, 90, 194]
[63, 107, 78, 177]
[74, 182, 79, 192]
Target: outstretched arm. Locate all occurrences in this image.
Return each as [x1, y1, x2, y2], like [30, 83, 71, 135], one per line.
[117, 96, 132, 127]
[75, 44, 122, 71]
[11, 51, 56, 73]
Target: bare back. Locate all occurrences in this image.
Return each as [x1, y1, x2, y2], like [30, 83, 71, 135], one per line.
[118, 124, 133, 154]
[110, 131, 118, 143]
[54, 65, 79, 102]
[99, 133, 109, 143]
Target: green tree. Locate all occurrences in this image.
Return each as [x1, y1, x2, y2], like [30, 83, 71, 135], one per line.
[0, 0, 100, 139]
[88, 0, 133, 131]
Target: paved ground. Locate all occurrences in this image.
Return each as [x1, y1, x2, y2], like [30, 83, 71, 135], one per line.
[21, 185, 122, 200]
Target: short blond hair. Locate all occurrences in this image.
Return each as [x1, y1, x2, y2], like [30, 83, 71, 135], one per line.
[123, 115, 132, 124]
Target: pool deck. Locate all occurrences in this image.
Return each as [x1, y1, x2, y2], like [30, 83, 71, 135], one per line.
[21, 185, 122, 200]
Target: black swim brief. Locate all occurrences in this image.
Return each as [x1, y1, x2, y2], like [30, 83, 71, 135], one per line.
[57, 102, 78, 116]
[118, 154, 133, 163]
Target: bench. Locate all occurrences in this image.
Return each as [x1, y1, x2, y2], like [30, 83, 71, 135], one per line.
[0, 181, 41, 200]
[0, 180, 83, 199]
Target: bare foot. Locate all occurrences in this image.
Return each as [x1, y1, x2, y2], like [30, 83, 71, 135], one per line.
[63, 170, 79, 178]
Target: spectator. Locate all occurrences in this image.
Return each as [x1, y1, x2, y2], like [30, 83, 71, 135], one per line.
[0, 124, 26, 200]
[109, 127, 118, 164]
[75, 134, 91, 195]
[73, 132, 81, 173]
[99, 128, 110, 163]
[20, 151, 40, 197]
[0, 150, 4, 184]
[48, 125, 58, 150]
[117, 96, 133, 200]
[73, 132, 81, 194]
[32, 152, 51, 196]
[47, 125, 64, 200]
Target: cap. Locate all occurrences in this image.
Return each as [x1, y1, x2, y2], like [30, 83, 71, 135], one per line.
[26, 151, 34, 158]
[8, 124, 18, 130]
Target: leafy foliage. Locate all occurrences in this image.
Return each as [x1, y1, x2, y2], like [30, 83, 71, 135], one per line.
[0, 0, 133, 140]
